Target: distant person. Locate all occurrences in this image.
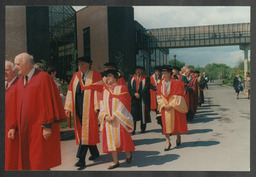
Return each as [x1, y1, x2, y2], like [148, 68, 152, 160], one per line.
[34, 62, 45, 71]
[8, 53, 66, 170]
[5, 60, 19, 170]
[47, 66, 65, 104]
[102, 62, 126, 85]
[150, 66, 162, 128]
[99, 69, 134, 170]
[196, 71, 205, 107]
[128, 66, 151, 135]
[157, 66, 188, 150]
[244, 72, 250, 99]
[233, 72, 243, 99]
[202, 72, 208, 89]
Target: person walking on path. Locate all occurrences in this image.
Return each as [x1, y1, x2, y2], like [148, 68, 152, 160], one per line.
[99, 69, 135, 170]
[157, 66, 188, 151]
[233, 72, 243, 99]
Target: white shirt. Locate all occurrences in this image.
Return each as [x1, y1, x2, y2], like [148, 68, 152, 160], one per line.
[6, 76, 17, 89]
[24, 67, 35, 85]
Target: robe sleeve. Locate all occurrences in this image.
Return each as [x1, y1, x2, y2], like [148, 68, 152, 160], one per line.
[157, 82, 166, 112]
[98, 100, 108, 131]
[128, 77, 136, 96]
[94, 91, 100, 111]
[113, 100, 134, 133]
[169, 95, 188, 113]
[38, 74, 66, 125]
[64, 75, 75, 112]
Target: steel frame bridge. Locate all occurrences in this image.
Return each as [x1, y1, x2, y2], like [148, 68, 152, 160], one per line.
[137, 23, 250, 76]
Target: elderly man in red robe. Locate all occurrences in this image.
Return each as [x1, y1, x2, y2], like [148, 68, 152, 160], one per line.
[7, 52, 66, 170]
[65, 56, 103, 170]
[157, 66, 188, 150]
[5, 60, 19, 170]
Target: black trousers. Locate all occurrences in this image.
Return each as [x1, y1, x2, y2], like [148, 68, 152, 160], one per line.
[76, 141, 99, 161]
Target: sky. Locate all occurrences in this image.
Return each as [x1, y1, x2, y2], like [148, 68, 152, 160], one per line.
[73, 6, 250, 67]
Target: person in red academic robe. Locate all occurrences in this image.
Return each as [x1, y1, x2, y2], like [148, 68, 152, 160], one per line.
[99, 69, 135, 170]
[7, 53, 66, 170]
[102, 62, 126, 86]
[157, 66, 188, 151]
[5, 60, 19, 170]
[65, 56, 103, 170]
[150, 66, 161, 111]
[185, 69, 199, 121]
[128, 66, 151, 135]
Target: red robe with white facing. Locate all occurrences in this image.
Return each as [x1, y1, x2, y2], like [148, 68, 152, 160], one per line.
[5, 77, 19, 170]
[65, 70, 102, 146]
[157, 78, 188, 134]
[99, 83, 135, 153]
[10, 70, 66, 170]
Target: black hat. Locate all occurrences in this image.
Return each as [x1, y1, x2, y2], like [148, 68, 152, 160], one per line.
[77, 56, 92, 64]
[194, 71, 200, 74]
[161, 65, 172, 72]
[104, 62, 118, 69]
[103, 69, 119, 79]
[135, 66, 145, 70]
[172, 66, 181, 71]
[154, 66, 161, 71]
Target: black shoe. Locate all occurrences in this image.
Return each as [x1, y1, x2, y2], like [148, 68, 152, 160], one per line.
[141, 130, 145, 133]
[126, 153, 133, 164]
[164, 143, 171, 151]
[131, 131, 135, 135]
[89, 154, 99, 160]
[74, 160, 85, 167]
[77, 165, 86, 170]
[107, 162, 120, 170]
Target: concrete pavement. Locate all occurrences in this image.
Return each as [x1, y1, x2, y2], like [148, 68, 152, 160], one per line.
[52, 82, 250, 171]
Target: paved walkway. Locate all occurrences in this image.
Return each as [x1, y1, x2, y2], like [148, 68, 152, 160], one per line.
[52, 82, 250, 171]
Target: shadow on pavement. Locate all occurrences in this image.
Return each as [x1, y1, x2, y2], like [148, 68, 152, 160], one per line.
[60, 130, 75, 141]
[84, 150, 179, 169]
[189, 117, 221, 124]
[175, 140, 220, 149]
[187, 129, 213, 135]
[133, 138, 165, 146]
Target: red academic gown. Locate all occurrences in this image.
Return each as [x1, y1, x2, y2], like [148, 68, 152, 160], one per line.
[5, 77, 19, 170]
[189, 76, 199, 115]
[157, 78, 188, 134]
[11, 70, 66, 170]
[178, 75, 190, 110]
[99, 83, 135, 153]
[150, 74, 159, 111]
[65, 70, 102, 146]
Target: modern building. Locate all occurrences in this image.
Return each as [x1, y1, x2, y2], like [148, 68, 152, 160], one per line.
[6, 6, 169, 81]
[5, 6, 76, 81]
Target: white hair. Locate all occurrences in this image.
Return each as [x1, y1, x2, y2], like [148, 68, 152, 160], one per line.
[23, 54, 34, 65]
[5, 60, 15, 71]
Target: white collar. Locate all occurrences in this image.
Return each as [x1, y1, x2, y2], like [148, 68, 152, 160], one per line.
[24, 67, 36, 83]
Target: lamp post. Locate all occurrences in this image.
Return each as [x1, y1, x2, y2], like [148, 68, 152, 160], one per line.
[173, 54, 177, 66]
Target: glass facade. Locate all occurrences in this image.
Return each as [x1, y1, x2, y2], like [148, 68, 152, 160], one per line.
[49, 6, 76, 81]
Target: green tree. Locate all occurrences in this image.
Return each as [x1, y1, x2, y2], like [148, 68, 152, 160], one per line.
[169, 59, 185, 68]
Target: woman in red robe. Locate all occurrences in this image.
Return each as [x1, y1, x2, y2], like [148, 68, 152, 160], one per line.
[157, 66, 188, 151]
[99, 69, 135, 170]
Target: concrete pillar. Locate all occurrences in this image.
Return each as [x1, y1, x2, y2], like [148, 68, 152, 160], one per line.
[239, 44, 250, 79]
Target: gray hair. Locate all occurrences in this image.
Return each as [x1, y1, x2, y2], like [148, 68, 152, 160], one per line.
[23, 54, 34, 65]
[5, 60, 15, 71]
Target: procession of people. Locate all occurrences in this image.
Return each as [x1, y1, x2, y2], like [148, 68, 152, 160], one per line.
[4, 52, 220, 171]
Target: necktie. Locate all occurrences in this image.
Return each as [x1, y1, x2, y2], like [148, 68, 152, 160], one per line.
[82, 73, 85, 84]
[24, 75, 28, 86]
[174, 75, 178, 80]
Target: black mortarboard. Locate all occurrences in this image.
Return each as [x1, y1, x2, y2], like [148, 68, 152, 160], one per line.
[172, 66, 181, 71]
[135, 66, 145, 70]
[77, 56, 92, 64]
[103, 69, 119, 79]
[194, 71, 200, 74]
[104, 62, 118, 69]
[161, 65, 172, 72]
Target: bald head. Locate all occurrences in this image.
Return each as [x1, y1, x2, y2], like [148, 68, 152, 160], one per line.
[14, 52, 34, 76]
